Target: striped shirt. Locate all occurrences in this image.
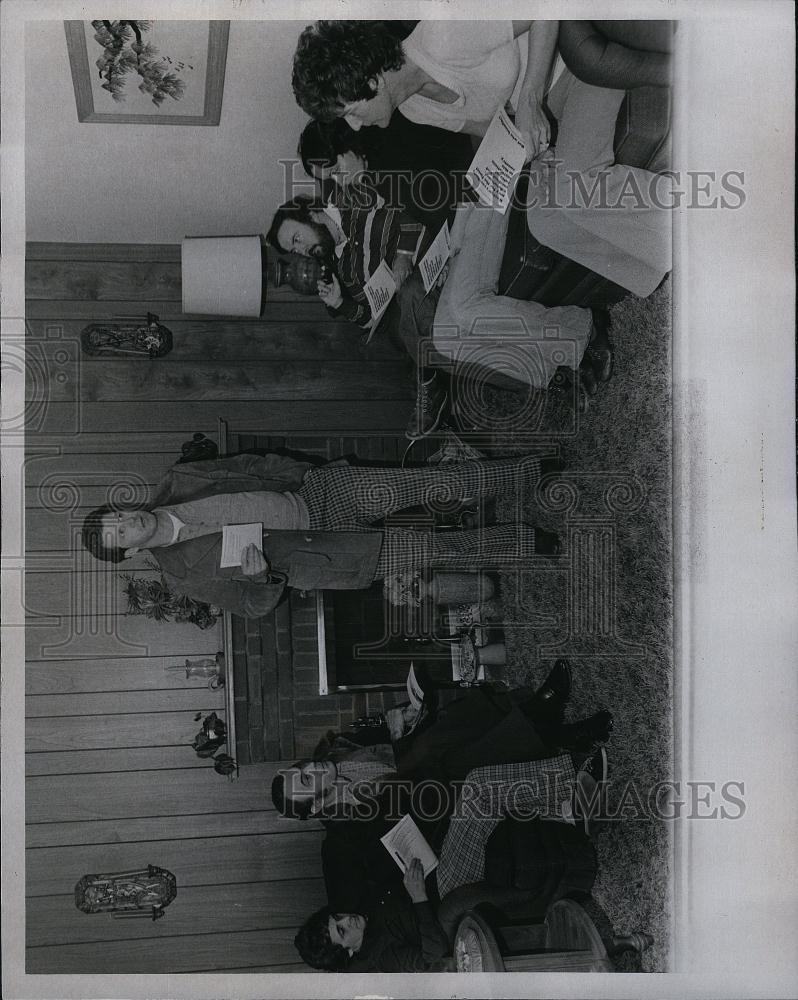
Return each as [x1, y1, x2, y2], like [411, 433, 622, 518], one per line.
[324, 203, 427, 329]
[327, 175, 386, 212]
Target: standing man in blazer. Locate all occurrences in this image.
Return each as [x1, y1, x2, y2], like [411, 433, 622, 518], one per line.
[81, 451, 562, 619]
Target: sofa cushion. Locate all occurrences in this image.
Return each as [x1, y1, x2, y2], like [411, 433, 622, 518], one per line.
[558, 20, 674, 89]
[590, 20, 674, 53]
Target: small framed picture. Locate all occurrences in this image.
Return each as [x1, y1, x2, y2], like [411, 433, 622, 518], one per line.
[64, 19, 229, 125]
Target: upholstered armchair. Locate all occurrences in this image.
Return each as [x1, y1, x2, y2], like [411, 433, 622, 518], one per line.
[437, 818, 653, 972]
[437, 816, 598, 935]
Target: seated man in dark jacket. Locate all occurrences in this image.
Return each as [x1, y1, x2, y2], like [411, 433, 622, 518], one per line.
[297, 114, 472, 231]
[271, 664, 612, 826]
[273, 664, 612, 915]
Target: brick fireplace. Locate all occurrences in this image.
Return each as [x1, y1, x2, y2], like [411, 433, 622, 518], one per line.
[225, 427, 446, 764]
[231, 592, 407, 763]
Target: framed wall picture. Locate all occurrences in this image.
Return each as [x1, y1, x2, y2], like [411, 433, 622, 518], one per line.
[64, 19, 229, 125]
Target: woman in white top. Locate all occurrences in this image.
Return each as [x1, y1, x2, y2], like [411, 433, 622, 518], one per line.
[292, 20, 555, 158]
[292, 20, 671, 303]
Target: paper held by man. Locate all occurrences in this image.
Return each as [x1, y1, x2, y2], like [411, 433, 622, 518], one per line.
[380, 814, 439, 877]
[466, 108, 528, 213]
[219, 522, 262, 568]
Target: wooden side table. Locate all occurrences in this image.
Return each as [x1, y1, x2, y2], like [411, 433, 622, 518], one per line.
[454, 899, 615, 973]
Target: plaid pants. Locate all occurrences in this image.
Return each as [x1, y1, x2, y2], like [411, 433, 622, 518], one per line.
[297, 458, 543, 578]
[435, 754, 576, 900]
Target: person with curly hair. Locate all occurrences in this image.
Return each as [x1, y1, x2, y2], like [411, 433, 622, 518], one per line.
[266, 192, 455, 437]
[292, 21, 407, 128]
[292, 20, 671, 298]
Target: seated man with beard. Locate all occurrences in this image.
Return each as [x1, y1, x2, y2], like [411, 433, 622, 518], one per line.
[266, 192, 614, 439]
[266, 195, 448, 440]
[272, 669, 612, 823]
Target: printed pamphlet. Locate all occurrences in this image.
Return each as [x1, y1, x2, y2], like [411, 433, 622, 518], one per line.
[380, 814, 439, 876]
[220, 522, 263, 568]
[466, 108, 527, 213]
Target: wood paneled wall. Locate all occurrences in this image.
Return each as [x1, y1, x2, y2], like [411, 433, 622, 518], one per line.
[26, 760, 325, 973]
[24, 242, 413, 974]
[25, 242, 412, 436]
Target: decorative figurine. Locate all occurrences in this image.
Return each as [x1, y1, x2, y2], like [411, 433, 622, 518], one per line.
[80, 313, 173, 357]
[74, 865, 177, 920]
[191, 711, 226, 757]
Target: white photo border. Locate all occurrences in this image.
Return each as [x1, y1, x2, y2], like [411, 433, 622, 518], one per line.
[2, 1, 796, 998]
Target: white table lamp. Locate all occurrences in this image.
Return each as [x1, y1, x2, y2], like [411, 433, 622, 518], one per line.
[181, 235, 263, 317]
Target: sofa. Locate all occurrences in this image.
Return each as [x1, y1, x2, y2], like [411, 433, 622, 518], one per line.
[498, 20, 674, 307]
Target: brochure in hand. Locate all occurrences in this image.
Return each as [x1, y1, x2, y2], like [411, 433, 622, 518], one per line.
[380, 814, 439, 876]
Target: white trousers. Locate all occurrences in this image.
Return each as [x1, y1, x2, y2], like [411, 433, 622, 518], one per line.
[433, 199, 592, 389]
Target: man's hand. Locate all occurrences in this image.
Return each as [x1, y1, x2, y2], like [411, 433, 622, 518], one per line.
[240, 542, 269, 577]
[317, 273, 343, 310]
[385, 706, 407, 742]
[515, 96, 551, 162]
[403, 858, 428, 903]
[385, 704, 420, 741]
[391, 253, 414, 290]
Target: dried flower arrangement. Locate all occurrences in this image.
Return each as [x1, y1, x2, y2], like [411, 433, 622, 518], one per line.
[119, 565, 220, 630]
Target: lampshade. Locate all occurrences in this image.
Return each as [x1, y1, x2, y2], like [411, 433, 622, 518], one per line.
[181, 236, 263, 316]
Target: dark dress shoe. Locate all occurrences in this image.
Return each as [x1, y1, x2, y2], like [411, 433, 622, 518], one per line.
[538, 658, 572, 703]
[585, 308, 614, 383]
[548, 366, 590, 413]
[556, 710, 614, 752]
[579, 357, 599, 397]
[520, 659, 572, 723]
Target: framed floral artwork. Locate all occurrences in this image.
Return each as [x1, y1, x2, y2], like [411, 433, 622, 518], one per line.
[64, 19, 229, 125]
